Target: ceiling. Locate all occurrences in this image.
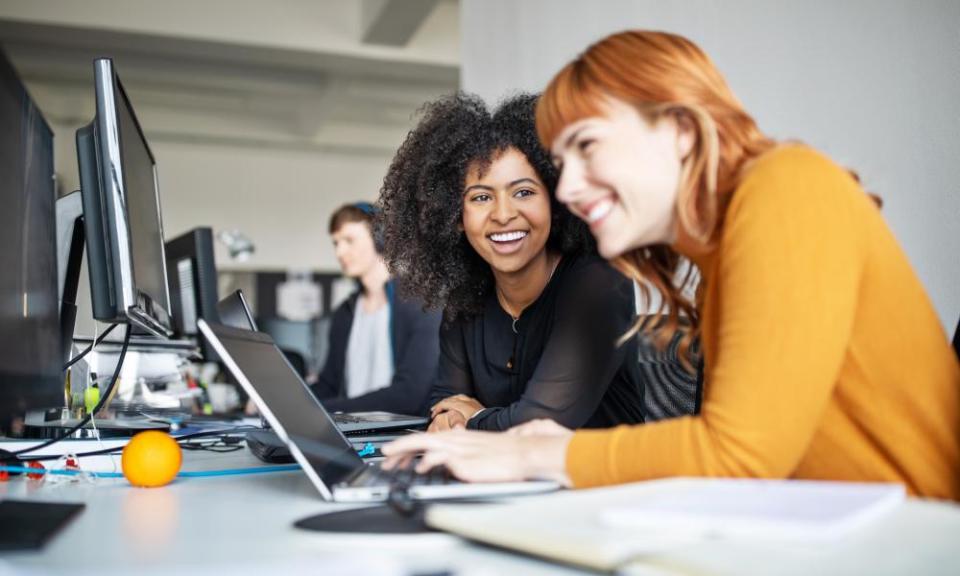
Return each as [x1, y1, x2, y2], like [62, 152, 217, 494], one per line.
[0, 0, 461, 155]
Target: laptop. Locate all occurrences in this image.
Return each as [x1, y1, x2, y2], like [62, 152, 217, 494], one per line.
[216, 290, 428, 434]
[198, 319, 559, 502]
[217, 289, 260, 331]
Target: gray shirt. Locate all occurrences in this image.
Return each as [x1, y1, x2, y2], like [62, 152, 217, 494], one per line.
[345, 297, 394, 398]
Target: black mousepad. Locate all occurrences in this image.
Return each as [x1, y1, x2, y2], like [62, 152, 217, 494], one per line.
[294, 504, 434, 534]
[0, 500, 85, 551]
[294, 499, 499, 535]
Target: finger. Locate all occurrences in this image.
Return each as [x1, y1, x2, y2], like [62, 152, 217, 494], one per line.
[451, 412, 468, 429]
[443, 400, 464, 412]
[507, 420, 539, 436]
[381, 454, 402, 470]
[432, 400, 454, 414]
[384, 452, 416, 471]
[395, 453, 414, 471]
[381, 432, 446, 456]
[431, 397, 459, 414]
[508, 419, 560, 436]
[443, 458, 498, 483]
[415, 449, 450, 474]
[428, 416, 450, 433]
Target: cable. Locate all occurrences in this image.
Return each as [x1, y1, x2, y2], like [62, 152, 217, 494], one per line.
[10, 426, 259, 462]
[178, 465, 299, 478]
[63, 322, 119, 371]
[12, 324, 132, 458]
[88, 398, 119, 474]
[0, 463, 300, 479]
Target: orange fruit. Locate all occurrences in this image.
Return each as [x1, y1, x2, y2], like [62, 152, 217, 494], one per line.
[121, 431, 182, 487]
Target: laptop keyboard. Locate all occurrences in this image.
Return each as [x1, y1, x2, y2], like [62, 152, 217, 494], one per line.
[332, 414, 362, 424]
[350, 460, 457, 488]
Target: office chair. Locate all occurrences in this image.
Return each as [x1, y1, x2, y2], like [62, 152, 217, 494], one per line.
[280, 348, 308, 379]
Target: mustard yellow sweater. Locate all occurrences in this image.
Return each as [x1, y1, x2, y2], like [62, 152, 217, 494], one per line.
[567, 145, 960, 500]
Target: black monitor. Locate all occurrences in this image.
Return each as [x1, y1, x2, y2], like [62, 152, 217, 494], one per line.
[165, 227, 220, 359]
[0, 47, 63, 430]
[75, 58, 172, 338]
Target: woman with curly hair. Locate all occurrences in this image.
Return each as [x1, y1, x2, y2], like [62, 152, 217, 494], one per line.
[383, 31, 959, 500]
[378, 93, 647, 432]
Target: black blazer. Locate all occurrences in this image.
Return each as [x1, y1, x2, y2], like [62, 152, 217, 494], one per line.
[311, 281, 442, 416]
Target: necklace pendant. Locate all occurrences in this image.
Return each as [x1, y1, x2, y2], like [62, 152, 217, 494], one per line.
[511, 317, 519, 334]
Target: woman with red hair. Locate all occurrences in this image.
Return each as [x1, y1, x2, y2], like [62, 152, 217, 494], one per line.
[383, 30, 960, 499]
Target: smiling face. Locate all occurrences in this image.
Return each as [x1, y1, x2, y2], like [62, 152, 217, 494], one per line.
[550, 97, 694, 259]
[461, 147, 552, 276]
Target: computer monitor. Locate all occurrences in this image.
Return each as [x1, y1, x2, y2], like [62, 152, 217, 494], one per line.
[75, 58, 173, 338]
[0, 46, 63, 429]
[165, 227, 220, 360]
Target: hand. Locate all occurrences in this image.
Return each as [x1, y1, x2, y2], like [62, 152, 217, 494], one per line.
[428, 410, 467, 432]
[381, 429, 573, 486]
[507, 418, 574, 438]
[431, 394, 485, 422]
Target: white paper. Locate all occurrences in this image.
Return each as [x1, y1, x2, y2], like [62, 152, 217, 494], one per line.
[601, 478, 905, 541]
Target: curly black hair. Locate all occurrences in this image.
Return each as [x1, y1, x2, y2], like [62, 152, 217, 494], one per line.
[378, 92, 594, 321]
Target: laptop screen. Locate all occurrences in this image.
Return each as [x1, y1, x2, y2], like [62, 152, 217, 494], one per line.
[200, 321, 363, 489]
[217, 290, 258, 331]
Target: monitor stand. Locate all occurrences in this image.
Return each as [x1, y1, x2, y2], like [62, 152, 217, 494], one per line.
[22, 409, 168, 439]
[59, 210, 85, 372]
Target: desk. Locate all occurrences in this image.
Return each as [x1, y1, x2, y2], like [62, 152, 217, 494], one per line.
[0, 447, 582, 575]
[2, 445, 959, 575]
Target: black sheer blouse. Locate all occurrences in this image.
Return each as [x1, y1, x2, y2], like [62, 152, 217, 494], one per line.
[431, 254, 646, 431]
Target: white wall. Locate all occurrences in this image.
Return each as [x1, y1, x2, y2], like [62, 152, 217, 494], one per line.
[153, 140, 391, 272]
[46, 119, 391, 274]
[461, 0, 960, 333]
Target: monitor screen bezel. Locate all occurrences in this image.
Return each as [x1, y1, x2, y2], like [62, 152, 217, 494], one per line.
[89, 58, 172, 336]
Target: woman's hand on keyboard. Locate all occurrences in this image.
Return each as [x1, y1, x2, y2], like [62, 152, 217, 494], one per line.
[380, 428, 573, 487]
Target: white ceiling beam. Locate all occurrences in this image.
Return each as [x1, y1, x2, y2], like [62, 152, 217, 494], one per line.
[362, 0, 440, 47]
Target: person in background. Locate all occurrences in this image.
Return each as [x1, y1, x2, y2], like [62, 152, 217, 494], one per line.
[310, 202, 442, 416]
[378, 93, 648, 433]
[382, 30, 960, 500]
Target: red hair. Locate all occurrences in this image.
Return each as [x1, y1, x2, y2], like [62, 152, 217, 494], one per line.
[536, 30, 775, 364]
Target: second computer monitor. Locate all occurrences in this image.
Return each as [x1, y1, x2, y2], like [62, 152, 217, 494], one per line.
[75, 58, 172, 337]
[165, 227, 220, 359]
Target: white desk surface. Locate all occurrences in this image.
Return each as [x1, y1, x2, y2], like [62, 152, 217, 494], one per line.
[2, 444, 959, 576]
